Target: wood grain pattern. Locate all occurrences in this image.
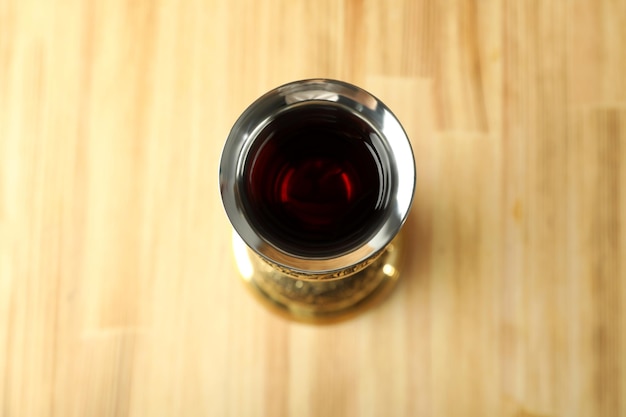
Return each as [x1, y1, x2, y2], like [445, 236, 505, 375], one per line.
[1, 0, 625, 416]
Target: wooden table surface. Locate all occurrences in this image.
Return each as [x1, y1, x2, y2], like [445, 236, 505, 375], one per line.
[2, 0, 625, 416]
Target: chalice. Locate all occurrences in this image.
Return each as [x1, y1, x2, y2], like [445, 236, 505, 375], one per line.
[219, 79, 415, 322]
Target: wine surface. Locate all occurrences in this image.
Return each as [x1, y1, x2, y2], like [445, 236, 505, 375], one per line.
[243, 103, 389, 257]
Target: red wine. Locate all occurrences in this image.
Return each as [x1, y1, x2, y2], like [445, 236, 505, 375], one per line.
[242, 103, 390, 257]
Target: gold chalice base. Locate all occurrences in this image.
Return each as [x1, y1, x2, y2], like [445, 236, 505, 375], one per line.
[232, 231, 404, 323]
